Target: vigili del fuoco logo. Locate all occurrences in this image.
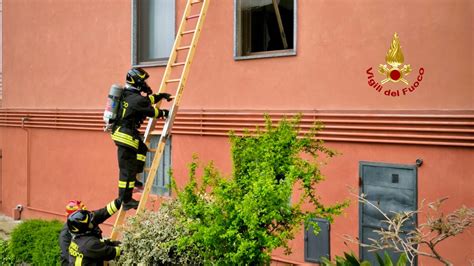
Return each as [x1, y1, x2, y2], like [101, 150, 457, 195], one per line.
[366, 33, 425, 97]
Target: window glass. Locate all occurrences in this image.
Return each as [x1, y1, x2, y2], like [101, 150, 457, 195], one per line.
[134, 0, 175, 65]
[139, 135, 172, 196]
[236, 0, 295, 58]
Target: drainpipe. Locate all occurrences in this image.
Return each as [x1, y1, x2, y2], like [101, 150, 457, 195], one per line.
[21, 117, 31, 207]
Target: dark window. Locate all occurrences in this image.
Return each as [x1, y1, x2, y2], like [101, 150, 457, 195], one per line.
[304, 218, 330, 263]
[139, 135, 172, 196]
[235, 0, 296, 59]
[132, 0, 175, 66]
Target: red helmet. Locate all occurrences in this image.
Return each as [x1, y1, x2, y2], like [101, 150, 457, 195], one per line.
[65, 200, 87, 216]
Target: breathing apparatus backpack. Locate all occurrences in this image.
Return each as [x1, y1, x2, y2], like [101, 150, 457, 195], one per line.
[103, 84, 124, 132]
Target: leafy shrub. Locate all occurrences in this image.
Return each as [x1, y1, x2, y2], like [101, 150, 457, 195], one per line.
[10, 219, 46, 263]
[119, 116, 347, 265]
[321, 251, 407, 266]
[0, 238, 15, 265]
[31, 220, 63, 266]
[9, 219, 62, 265]
[174, 115, 348, 264]
[118, 200, 203, 265]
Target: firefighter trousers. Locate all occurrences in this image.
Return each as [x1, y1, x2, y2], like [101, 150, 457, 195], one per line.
[117, 141, 148, 203]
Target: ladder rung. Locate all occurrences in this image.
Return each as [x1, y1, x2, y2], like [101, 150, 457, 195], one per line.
[186, 14, 200, 20]
[176, 46, 191, 51]
[172, 62, 186, 67]
[181, 30, 196, 35]
[166, 79, 180, 83]
[191, 0, 202, 4]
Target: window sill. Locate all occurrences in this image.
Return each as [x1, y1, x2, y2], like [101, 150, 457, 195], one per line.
[132, 60, 169, 68]
[234, 49, 296, 61]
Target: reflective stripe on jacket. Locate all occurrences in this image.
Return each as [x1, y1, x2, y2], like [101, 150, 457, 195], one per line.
[110, 88, 160, 149]
[68, 236, 120, 265]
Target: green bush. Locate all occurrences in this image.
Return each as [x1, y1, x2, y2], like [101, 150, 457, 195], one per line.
[10, 219, 46, 263]
[31, 220, 63, 266]
[118, 200, 203, 265]
[0, 238, 15, 265]
[120, 116, 348, 265]
[9, 219, 62, 265]
[174, 115, 348, 264]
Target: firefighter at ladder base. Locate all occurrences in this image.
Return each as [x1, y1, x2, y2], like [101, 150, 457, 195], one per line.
[62, 199, 122, 265]
[59, 200, 87, 266]
[111, 67, 172, 210]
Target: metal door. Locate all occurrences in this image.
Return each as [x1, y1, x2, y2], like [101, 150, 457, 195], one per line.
[304, 218, 330, 263]
[359, 161, 417, 264]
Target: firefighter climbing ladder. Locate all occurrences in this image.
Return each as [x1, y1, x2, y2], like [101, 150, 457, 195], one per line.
[110, 0, 210, 240]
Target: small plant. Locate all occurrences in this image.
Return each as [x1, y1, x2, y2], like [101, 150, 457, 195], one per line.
[118, 199, 203, 265]
[321, 251, 407, 266]
[9, 219, 62, 265]
[321, 252, 372, 266]
[345, 192, 474, 266]
[375, 252, 407, 266]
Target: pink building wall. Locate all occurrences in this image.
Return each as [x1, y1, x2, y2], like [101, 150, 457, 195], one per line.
[1, 0, 472, 264]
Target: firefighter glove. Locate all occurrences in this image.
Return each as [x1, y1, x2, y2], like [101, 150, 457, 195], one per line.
[158, 109, 169, 119]
[104, 239, 121, 246]
[155, 93, 173, 102]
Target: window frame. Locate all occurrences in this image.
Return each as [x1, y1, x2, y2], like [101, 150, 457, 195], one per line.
[140, 135, 172, 196]
[131, 0, 176, 67]
[233, 0, 298, 60]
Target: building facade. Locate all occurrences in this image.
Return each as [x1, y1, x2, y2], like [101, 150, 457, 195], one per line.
[0, 0, 472, 264]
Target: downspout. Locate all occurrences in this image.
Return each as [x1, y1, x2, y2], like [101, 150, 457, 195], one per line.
[13, 117, 31, 220]
[21, 117, 31, 207]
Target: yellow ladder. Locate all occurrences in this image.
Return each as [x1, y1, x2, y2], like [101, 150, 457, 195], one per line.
[110, 0, 210, 240]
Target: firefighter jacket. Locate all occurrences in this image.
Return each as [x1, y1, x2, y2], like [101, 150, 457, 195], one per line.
[111, 88, 163, 150]
[61, 199, 121, 266]
[68, 235, 120, 266]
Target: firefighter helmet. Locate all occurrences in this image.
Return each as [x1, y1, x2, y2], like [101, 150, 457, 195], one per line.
[126, 68, 149, 87]
[65, 200, 87, 216]
[67, 210, 94, 235]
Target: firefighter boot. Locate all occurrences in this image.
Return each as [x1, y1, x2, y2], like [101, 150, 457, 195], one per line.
[119, 187, 138, 210]
[133, 179, 144, 193]
[123, 198, 139, 211]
